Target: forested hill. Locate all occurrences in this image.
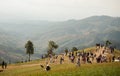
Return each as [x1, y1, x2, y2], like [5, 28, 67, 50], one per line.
[0, 15, 120, 62]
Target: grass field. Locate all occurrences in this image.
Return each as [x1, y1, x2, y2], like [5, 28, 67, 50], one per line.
[0, 47, 120, 76]
[0, 60, 120, 76]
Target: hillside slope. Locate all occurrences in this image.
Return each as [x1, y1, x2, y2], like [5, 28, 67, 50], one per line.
[0, 15, 120, 62]
[0, 46, 120, 76]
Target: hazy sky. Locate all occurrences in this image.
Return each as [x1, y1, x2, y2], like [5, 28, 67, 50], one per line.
[0, 0, 120, 21]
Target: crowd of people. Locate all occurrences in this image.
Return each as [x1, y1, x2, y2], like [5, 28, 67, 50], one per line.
[1, 45, 120, 72]
[41, 45, 120, 71]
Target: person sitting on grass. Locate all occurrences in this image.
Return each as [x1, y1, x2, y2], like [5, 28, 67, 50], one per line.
[45, 63, 51, 71]
[40, 62, 51, 71]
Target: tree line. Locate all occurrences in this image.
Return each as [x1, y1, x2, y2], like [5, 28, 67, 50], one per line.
[25, 40, 112, 62]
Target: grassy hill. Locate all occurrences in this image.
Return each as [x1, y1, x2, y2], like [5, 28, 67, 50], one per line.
[0, 62, 120, 76]
[0, 47, 120, 76]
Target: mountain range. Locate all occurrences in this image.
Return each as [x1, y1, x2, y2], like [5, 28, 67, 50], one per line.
[0, 15, 120, 63]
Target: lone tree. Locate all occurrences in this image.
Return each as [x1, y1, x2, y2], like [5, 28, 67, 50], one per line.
[25, 40, 34, 61]
[105, 40, 112, 47]
[47, 41, 58, 55]
[71, 47, 78, 52]
[64, 48, 68, 56]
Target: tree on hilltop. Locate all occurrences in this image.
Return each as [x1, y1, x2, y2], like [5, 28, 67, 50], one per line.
[64, 48, 68, 56]
[25, 40, 34, 61]
[47, 41, 58, 55]
[105, 40, 112, 47]
[71, 47, 78, 52]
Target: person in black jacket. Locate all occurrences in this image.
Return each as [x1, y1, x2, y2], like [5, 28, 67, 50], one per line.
[2, 61, 7, 69]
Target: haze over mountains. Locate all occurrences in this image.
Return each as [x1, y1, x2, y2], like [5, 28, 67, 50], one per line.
[0, 15, 120, 62]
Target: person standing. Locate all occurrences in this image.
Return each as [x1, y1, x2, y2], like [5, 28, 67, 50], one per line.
[60, 57, 63, 64]
[76, 57, 80, 67]
[2, 61, 5, 69]
[60, 55, 64, 64]
[1, 61, 7, 69]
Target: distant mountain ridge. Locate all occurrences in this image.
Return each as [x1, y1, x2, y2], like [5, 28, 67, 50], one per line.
[0, 15, 120, 62]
